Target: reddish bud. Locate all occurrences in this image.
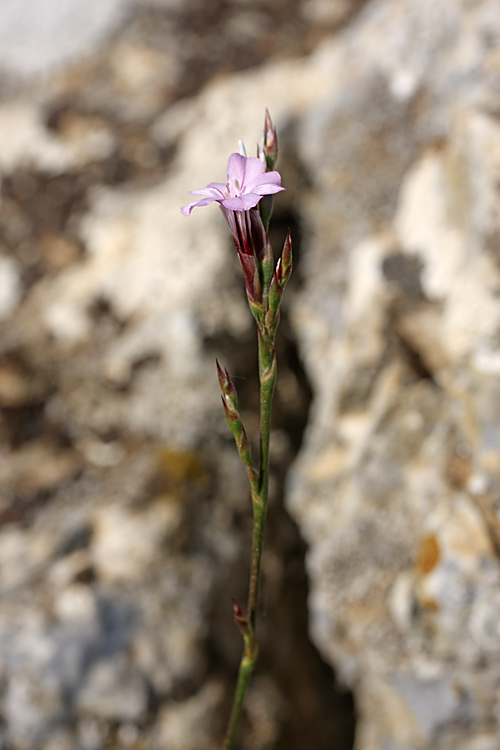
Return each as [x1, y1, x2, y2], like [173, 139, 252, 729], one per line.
[216, 359, 234, 395]
[262, 109, 278, 171]
[232, 598, 245, 620]
[216, 360, 239, 417]
[264, 109, 276, 144]
[281, 230, 292, 279]
[232, 598, 249, 633]
[216, 358, 225, 391]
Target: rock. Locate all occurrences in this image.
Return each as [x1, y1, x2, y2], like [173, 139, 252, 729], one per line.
[0, 0, 129, 78]
[241, 676, 286, 750]
[0, 102, 116, 174]
[0, 525, 54, 592]
[53, 584, 98, 626]
[91, 501, 181, 584]
[0, 442, 82, 501]
[0, 609, 98, 749]
[155, 680, 224, 750]
[286, 0, 500, 747]
[76, 655, 148, 722]
[40, 727, 74, 750]
[0, 361, 32, 406]
[301, 0, 353, 24]
[0, 255, 21, 319]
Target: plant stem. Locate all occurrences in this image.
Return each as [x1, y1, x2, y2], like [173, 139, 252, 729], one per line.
[223, 636, 258, 750]
[248, 336, 276, 630]
[223, 334, 276, 750]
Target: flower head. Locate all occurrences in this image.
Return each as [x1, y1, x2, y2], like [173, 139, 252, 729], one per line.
[181, 152, 284, 216]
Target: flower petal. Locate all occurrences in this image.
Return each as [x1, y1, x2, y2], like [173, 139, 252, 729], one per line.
[222, 193, 261, 211]
[189, 186, 225, 199]
[240, 156, 266, 187]
[248, 182, 285, 196]
[207, 182, 227, 195]
[181, 196, 217, 215]
[244, 170, 283, 193]
[226, 153, 246, 195]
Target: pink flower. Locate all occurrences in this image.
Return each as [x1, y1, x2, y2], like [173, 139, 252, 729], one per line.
[181, 153, 284, 216]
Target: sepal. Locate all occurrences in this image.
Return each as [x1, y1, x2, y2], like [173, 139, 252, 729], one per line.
[259, 195, 274, 233]
[238, 252, 263, 312]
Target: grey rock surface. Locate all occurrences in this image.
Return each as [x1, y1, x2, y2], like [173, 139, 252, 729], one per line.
[0, 0, 129, 77]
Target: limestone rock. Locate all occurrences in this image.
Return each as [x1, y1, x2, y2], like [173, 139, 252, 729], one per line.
[155, 680, 224, 750]
[0, 0, 128, 78]
[0, 255, 21, 318]
[287, 0, 500, 747]
[76, 656, 148, 722]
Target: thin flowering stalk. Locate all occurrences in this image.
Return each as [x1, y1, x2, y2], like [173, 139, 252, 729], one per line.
[181, 111, 291, 750]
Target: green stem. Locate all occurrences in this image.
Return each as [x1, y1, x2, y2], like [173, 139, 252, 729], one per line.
[223, 638, 258, 750]
[247, 336, 276, 630]
[222, 334, 276, 750]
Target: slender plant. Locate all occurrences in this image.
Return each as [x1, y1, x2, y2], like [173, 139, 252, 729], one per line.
[182, 111, 292, 749]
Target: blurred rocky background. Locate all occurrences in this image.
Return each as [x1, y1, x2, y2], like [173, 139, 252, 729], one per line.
[1, 0, 500, 749]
